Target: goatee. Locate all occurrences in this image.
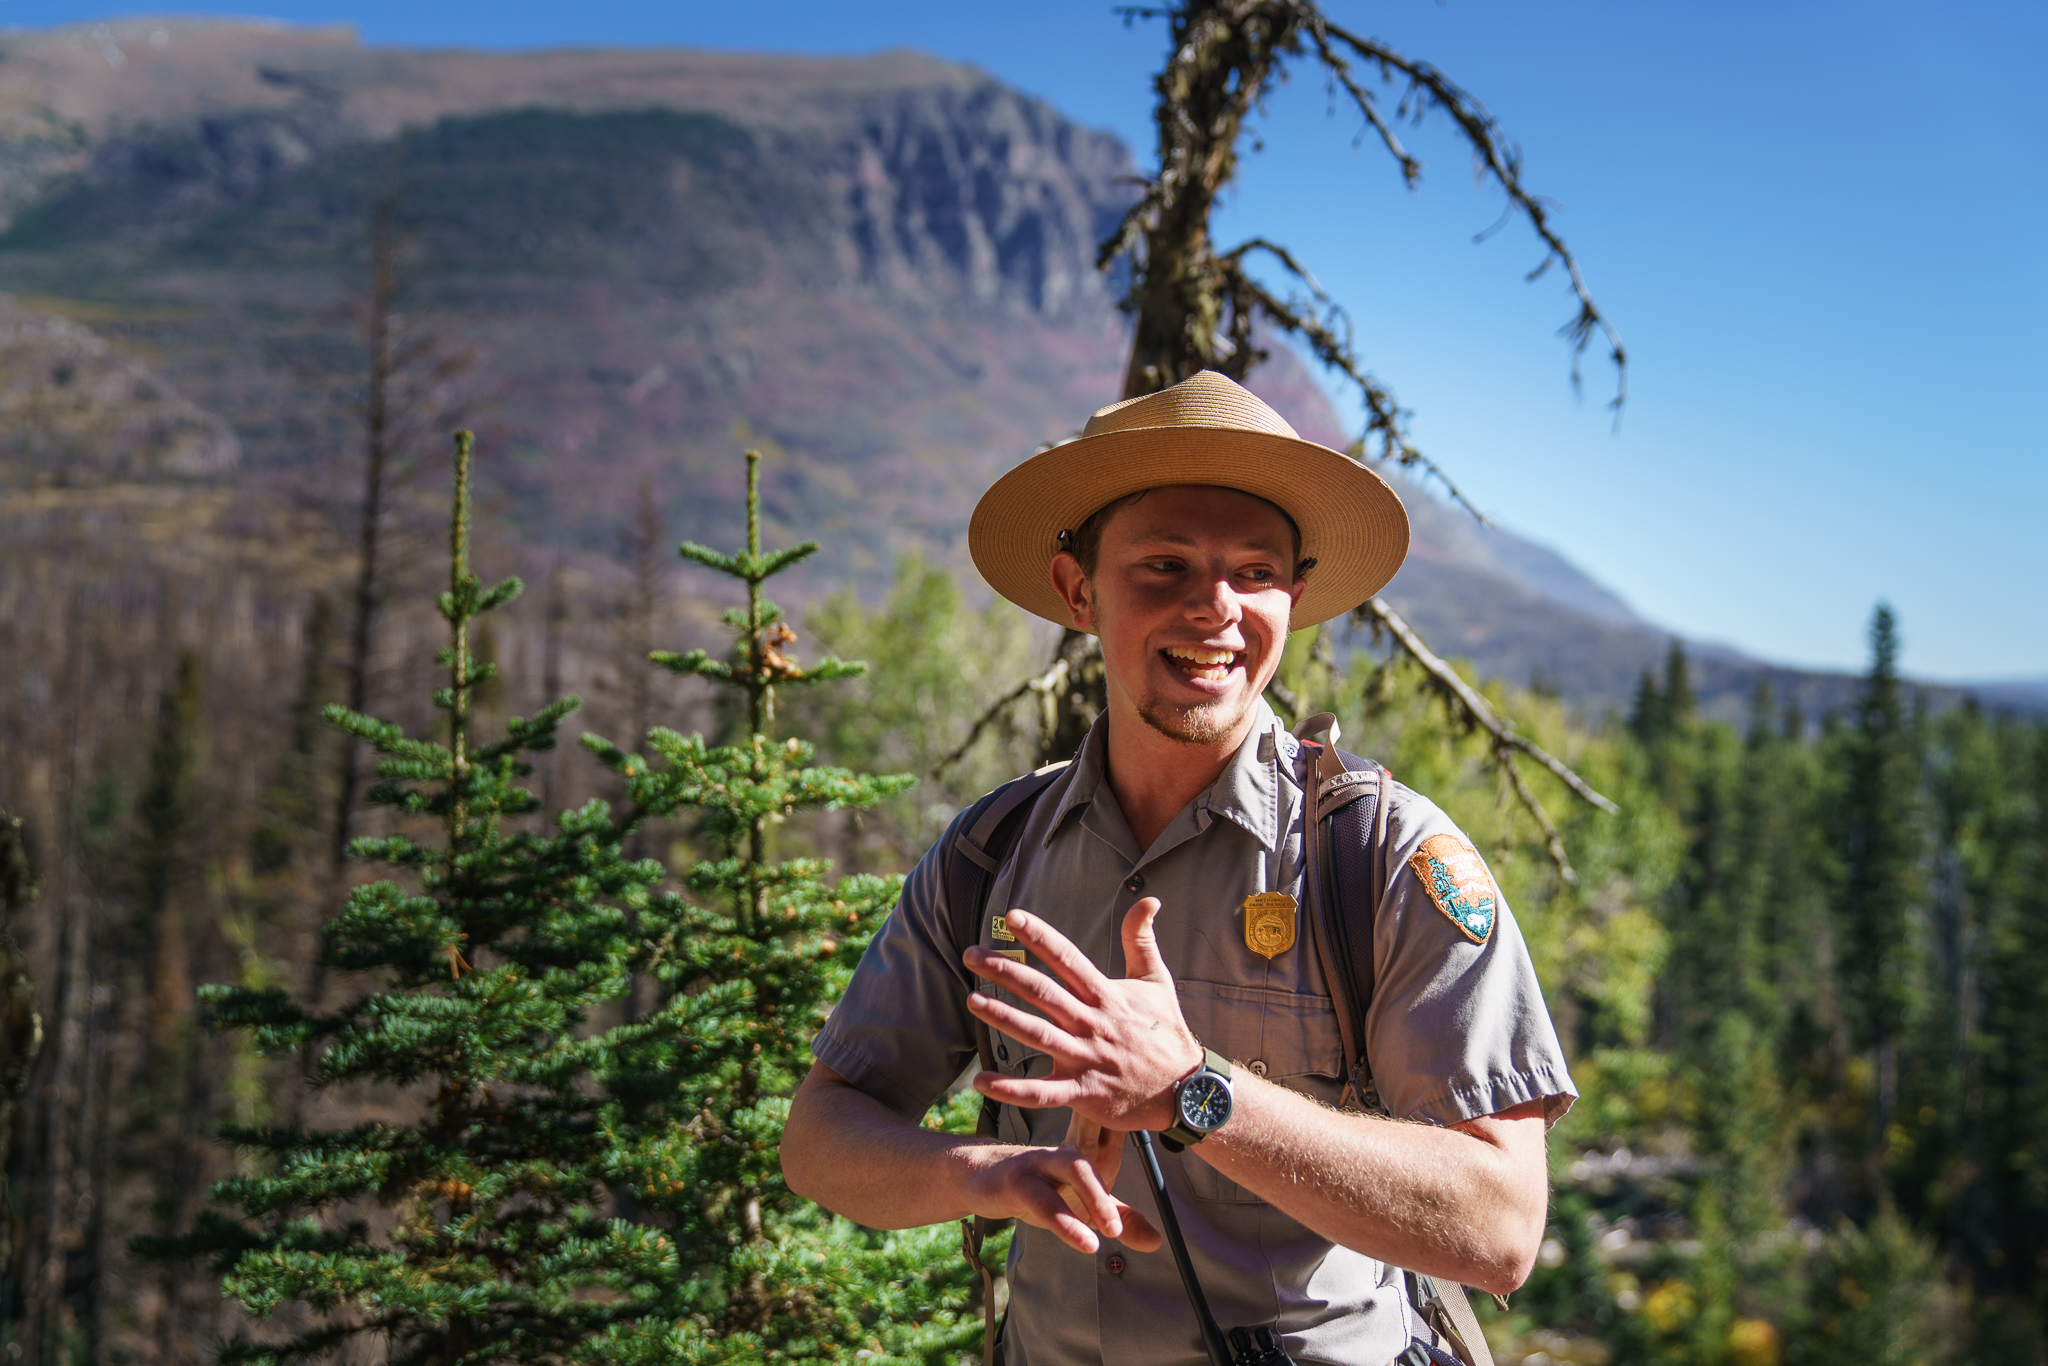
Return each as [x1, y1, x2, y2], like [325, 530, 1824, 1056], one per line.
[1136, 692, 1253, 747]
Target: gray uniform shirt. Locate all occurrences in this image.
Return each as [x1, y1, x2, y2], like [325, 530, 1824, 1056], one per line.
[813, 701, 1576, 1366]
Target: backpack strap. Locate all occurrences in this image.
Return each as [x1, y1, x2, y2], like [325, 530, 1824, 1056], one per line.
[1294, 715, 1497, 1366]
[943, 761, 1068, 1366]
[944, 761, 1071, 1129]
[1292, 713, 1391, 1112]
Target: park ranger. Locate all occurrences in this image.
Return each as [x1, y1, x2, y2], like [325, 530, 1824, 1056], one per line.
[782, 371, 1576, 1366]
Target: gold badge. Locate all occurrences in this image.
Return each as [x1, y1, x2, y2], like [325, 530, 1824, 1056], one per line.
[994, 949, 1026, 963]
[1407, 833, 1499, 944]
[991, 916, 1016, 942]
[1243, 892, 1298, 959]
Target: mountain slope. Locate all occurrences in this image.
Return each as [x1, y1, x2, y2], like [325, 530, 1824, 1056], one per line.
[1, 20, 2028, 721]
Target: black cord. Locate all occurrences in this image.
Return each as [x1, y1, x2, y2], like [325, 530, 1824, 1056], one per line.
[1133, 1130, 1234, 1366]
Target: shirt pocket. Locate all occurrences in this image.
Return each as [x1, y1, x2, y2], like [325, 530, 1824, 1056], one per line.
[1174, 979, 1347, 1205]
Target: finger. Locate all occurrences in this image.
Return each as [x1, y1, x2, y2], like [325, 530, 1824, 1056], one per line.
[1092, 1131, 1124, 1188]
[973, 1072, 1084, 1111]
[1042, 1151, 1123, 1238]
[1057, 1179, 1124, 1241]
[1017, 1183, 1102, 1254]
[1120, 897, 1171, 984]
[964, 992, 1087, 1063]
[1063, 1114, 1123, 1182]
[963, 951, 1093, 1035]
[1109, 1201, 1163, 1253]
[1001, 910, 1110, 1007]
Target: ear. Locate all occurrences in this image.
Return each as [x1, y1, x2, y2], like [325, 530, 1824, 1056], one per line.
[1288, 565, 1310, 610]
[1050, 551, 1095, 631]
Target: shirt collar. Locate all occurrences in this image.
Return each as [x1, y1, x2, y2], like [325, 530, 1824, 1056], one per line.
[1045, 698, 1296, 855]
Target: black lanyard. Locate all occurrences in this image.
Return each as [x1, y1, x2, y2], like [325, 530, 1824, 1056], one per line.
[1131, 1130, 1297, 1366]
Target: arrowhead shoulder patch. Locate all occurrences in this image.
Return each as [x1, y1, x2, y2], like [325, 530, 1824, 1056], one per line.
[1407, 833, 1499, 944]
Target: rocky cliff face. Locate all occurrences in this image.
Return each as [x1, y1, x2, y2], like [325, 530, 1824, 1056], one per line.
[0, 24, 1144, 591]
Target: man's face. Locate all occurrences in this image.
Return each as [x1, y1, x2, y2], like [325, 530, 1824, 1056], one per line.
[1054, 485, 1306, 748]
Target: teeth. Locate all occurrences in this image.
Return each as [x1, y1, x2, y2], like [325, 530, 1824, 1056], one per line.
[1165, 648, 1236, 665]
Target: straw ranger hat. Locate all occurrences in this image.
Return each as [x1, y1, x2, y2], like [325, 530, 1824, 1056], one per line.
[969, 370, 1410, 630]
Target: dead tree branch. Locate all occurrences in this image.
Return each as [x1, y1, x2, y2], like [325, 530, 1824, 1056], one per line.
[932, 658, 1071, 780]
[1356, 595, 1616, 884]
[1359, 597, 1617, 813]
[1106, 1, 1627, 508]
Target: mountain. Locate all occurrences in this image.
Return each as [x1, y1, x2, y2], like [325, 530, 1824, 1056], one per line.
[0, 19, 2033, 721]
[0, 21, 1139, 581]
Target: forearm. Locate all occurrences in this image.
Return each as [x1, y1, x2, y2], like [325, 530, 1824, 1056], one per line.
[784, 1061, 1159, 1253]
[1197, 1077, 1548, 1294]
[782, 1063, 992, 1228]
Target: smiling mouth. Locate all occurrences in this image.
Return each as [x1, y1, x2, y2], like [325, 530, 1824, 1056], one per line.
[1162, 646, 1242, 683]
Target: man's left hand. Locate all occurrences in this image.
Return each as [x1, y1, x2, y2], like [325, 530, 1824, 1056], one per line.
[963, 899, 1200, 1133]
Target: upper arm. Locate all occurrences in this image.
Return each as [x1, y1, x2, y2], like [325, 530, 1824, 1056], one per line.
[1364, 791, 1578, 1129]
[808, 825, 980, 1121]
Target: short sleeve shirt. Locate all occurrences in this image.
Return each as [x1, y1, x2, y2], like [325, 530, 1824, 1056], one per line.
[812, 701, 1576, 1366]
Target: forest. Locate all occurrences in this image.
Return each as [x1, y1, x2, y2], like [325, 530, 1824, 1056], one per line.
[3, 432, 2046, 1363]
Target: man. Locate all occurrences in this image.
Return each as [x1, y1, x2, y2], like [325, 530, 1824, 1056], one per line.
[783, 372, 1576, 1366]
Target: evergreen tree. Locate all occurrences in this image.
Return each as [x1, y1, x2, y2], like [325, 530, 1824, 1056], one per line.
[1941, 711, 2047, 1345]
[591, 450, 980, 1363]
[171, 434, 682, 1363]
[1829, 604, 1926, 1169]
[175, 439, 982, 1364]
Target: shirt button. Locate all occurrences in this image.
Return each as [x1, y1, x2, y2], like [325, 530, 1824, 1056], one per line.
[996, 1042, 1010, 1063]
[1106, 1254, 1125, 1275]
[1248, 1060, 1268, 1078]
[1124, 873, 1145, 894]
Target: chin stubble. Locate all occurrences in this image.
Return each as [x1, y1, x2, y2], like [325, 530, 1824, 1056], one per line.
[1136, 691, 1254, 747]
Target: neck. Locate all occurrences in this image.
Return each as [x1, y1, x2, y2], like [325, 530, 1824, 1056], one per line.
[1100, 692, 1263, 854]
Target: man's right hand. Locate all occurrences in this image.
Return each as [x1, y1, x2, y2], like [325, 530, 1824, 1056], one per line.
[958, 1126, 1161, 1255]
[783, 1062, 1161, 1257]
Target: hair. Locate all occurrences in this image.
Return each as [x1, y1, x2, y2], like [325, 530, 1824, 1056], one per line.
[1066, 488, 1304, 577]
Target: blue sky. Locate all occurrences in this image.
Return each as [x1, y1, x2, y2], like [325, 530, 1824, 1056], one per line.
[16, 0, 2047, 680]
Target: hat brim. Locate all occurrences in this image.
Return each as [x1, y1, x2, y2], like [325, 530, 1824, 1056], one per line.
[969, 427, 1410, 631]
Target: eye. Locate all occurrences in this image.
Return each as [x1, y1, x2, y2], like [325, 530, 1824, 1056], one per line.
[1240, 566, 1277, 584]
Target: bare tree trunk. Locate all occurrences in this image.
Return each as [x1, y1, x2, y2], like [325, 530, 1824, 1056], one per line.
[625, 479, 662, 756]
[23, 599, 95, 1363]
[539, 561, 566, 813]
[307, 193, 402, 1089]
[0, 814, 44, 1339]
[622, 485, 665, 1023]
[332, 192, 400, 892]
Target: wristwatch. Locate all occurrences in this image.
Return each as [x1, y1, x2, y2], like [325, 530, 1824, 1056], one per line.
[1160, 1047, 1235, 1152]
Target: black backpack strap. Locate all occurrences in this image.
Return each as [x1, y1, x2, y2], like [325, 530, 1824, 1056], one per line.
[945, 761, 1070, 962]
[944, 761, 1066, 1366]
[946, 762, 1068, 1135]
[1293, 713, 1391, 1112]
[1296, 715, 1501, 1365]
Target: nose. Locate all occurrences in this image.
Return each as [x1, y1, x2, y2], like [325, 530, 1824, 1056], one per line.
[1184, 567, 1243, 628]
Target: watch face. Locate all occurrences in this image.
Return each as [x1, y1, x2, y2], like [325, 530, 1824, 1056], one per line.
[1179, 1074, 1232, 1132]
